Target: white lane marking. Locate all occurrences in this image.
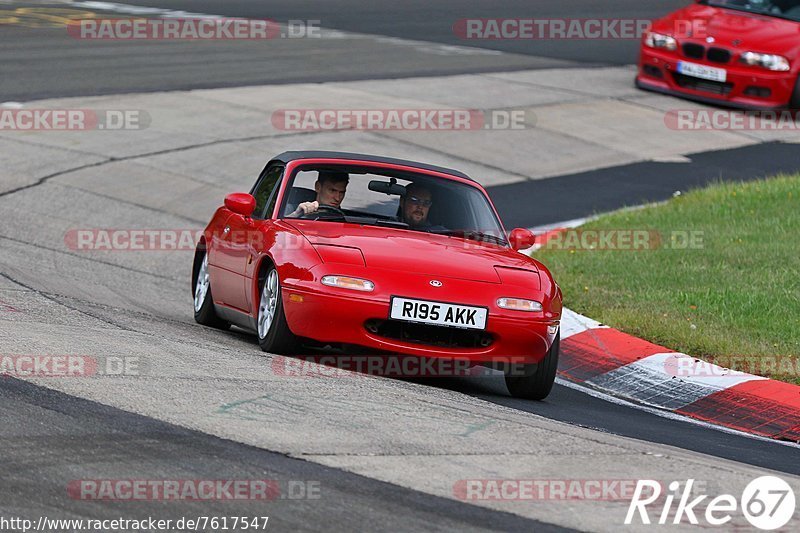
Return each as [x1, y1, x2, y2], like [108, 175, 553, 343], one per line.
[652, 352, 767, 388]
[69, 1, 502, 56]
[556, 377, 800, 449]
[586, 352, 765, 411]
[71, 1, 219, 19]
[560, 307, 608, 339]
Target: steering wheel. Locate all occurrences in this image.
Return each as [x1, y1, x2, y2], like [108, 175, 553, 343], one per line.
[301, 204, 346, 219]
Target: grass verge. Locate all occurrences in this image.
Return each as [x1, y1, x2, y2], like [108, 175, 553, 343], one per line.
[534, 174, 800, 385]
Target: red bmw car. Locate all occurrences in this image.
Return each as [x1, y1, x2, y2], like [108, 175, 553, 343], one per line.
[192, 151, 562, 399]
[637, 0, 800, 109]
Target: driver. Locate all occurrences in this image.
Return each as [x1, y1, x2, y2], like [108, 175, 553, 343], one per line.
[288, 170, 349, 217]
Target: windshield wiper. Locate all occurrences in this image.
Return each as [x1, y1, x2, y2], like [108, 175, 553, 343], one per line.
[339, 215, 410, 229]
[434, 229, 508, 246]
[373, 219, 410, 229]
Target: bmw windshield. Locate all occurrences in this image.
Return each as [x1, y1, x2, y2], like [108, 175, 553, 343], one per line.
[704, 0, 800, 22]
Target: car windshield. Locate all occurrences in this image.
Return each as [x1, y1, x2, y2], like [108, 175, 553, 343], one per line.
[280, 166, 509, 247]
[705, 0, 800, 21]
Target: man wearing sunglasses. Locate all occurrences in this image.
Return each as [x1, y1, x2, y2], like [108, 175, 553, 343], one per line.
[400, 183, 437, 229]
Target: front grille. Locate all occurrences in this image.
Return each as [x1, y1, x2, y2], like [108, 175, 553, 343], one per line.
[673, 72, 733, 95]
[682, 43, 705, 59]
[707, 47, 732, 64]
[366, 319, 493, 349]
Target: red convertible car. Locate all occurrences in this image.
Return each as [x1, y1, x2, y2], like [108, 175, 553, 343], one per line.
[192, 152, 562, 399]
[637, 0, 800, 109]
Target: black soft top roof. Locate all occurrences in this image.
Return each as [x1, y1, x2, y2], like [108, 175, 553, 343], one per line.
[269, 151, 475, 182]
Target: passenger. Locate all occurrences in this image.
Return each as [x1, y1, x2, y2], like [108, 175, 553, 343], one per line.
[400, 183, 438, 229]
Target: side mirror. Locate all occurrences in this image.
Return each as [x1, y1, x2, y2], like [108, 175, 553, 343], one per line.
[224, 193, 256, 217]
[509, 228, 536, 251]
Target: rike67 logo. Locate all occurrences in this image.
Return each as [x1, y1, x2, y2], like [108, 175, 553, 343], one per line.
[626, 477, 796, 530]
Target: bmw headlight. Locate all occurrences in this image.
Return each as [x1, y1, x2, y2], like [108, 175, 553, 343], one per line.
[740, 52, 790, 72]
[645, 32, 677, 51]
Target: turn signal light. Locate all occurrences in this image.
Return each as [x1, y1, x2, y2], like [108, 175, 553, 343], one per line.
[497, 298, 543, 312]
[321, 275, 375, 292]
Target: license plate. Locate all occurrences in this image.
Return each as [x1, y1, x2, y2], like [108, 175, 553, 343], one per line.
[390, 297, 487, 330]
[677, 61, 727, 83]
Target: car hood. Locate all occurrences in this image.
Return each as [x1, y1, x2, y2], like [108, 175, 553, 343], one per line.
[656, 4, 800, 55]
[285, 220, 539, 284]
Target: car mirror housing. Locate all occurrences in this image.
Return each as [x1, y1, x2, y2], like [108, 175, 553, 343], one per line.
[509, 228, 536, 251]
[224, 193, 256, 217]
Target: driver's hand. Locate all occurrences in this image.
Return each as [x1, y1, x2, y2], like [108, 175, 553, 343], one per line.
[297, 201, 319, 214]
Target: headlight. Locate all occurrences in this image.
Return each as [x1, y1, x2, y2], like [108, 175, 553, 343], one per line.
[740, 52, 790, 72]
[645, 32, 677, 51]
[497, 298, 543, 312]
[321, 275, 374, 292]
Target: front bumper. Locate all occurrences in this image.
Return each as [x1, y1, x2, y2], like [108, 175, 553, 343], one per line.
[281, 279, 559, 365]
[637, 46, 797, 110]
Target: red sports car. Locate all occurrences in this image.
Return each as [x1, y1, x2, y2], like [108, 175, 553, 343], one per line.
[637, 0, 800, 109]
[192, 152, 562, 399]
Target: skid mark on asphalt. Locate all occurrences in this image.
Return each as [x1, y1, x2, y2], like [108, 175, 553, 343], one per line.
[0, 298, 20, 312]
[216, 392, 497, 437]
[0, 131, 306, 198]
[0, 272, 134, 331]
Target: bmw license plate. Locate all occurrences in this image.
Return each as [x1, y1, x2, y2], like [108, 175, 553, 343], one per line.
[677, 61, 727, 83]
[390, 297, 487, 330]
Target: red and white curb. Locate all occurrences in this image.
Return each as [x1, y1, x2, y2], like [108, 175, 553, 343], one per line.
[559, 309, 800, 442]
[529, 221, 800, 443]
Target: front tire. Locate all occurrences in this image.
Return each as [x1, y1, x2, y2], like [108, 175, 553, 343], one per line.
[193, 248, 229, 330]
[257, 266, 298, 354]
[505, 333, 559, 400]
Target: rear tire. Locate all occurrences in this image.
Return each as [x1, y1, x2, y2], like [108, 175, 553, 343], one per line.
[505, 333, 559, 400]
[192, 247, 229, 330]
[257, 266, 298, 354]
[790, 76, 800, 110]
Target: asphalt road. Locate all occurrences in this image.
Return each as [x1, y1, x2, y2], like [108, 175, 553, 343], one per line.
[0, 378, 563, 532]
[2, 0, 799, 530]
[0, 0, 686, 100]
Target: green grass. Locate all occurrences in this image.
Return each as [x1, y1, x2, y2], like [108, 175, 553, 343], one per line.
[534, 174, 800, 384]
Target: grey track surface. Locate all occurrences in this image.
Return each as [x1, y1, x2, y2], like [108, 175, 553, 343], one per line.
[0, 378, 564, 532]
[2, 1, 800, 530]
[488, 141, 800, 229]
[0, 0, 686, 100]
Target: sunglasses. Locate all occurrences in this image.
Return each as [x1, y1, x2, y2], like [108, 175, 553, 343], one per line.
[407, 196, 433, 208]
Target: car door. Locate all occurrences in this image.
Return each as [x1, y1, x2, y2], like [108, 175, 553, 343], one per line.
[211, 164, 284, 313]
[241, 164, 285, 313]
